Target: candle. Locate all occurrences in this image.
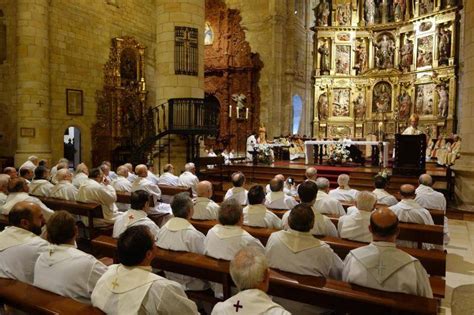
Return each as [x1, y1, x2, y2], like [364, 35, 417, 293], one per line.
[378, 122, 383, 132]
[237, 108, 240, 119]
[246, 108, 249, 119]
[229, 105, 232, 118]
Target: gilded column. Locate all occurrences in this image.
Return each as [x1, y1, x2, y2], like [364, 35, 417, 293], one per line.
[14, 0, 51, 166]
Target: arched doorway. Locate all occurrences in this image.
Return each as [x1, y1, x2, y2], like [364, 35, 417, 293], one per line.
[63, 126, 81, 168]
[292, 95, 303, 135]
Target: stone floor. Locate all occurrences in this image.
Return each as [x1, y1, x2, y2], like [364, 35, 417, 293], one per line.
[440, 219, 474, 314]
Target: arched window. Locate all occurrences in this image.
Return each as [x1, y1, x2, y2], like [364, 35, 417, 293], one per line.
[292, 95, 303, 134]
[0, 10, 6, 64]
[64, 126, 81, 168]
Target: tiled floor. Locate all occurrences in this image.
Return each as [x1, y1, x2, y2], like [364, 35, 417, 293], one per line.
[440, 219, 474, 314]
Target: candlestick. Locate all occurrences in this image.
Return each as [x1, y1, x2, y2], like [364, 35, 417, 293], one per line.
[245, 108, 249, 120]
[229, 105, 232, 118]
[237, 108, 240, 119]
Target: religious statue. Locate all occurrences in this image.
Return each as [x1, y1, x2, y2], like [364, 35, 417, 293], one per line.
[438, 27, 451, 66]
[419, 0, 434, 15]
[417, 36, 433, 68]
[365, 0, 376, 25]
[315, 0, 330, 26]
[436, 84, 449, 118]
[373, 82, 391, 113]
[397, 91, 412, 120]
[318, 42, 330, 74]
[336, 4, 351, 26]
[204, 22, 214, 46]
[257, 124, 267, 144]
[353, 43, 368, 74]
[399, 37, 413, 72]
[393, 0, 407, 21]
[318, 92, 329, 120]
[374, 34, 395, 69]
[336, 46, 350, 75]
[353, 93, 366, 120]
[332, 89, 350, 117]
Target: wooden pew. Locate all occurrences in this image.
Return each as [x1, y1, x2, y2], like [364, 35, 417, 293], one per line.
[115, 185, 192, 205]
[0, 278, 104, 315]
[36, 196, 110, 239]
[188, 219, 446, 280]
[91, 235, 439, 314]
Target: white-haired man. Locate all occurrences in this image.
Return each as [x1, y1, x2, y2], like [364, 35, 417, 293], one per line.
[328, 174, 358, 202]
[193, 181, 220, 220]
[338, 191, 376, 243]
[212, 247, 290, 315]
[49, 168, 79, 201]
[0, 174, 9, 205]
[50, 158, 68, 184]
[111, 165, 132, 212]
[19, 155, 39, 172]
[305, 167, 317, 183]
[314, 177, 345, 216]
[132, 164, 171, 215]
[224, 172, 248, 206]
[178, 163, 199, 197]
[157, 164, 179, 187]
[123, 163, 137, 183]
[264, 178, 298, 210]
[72, 163, 89, 188]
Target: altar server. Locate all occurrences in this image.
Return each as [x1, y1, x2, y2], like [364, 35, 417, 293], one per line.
[224, 171, 248, 206]
[34, 211, 107, 304]
[29, 165, 54, 197]
[111, 165, 132, 212]
[338, 191, 376, 243]
[372, 175, 398, 206]
[314, 177, 345, 216]
[91, 225, 198, 314]
[328, 174, 359, 202]
[49, 168, 79, 201]
[157, 164, 179, 186]
[178, 162, 199, 196]
[192, 180, 220, 220]
[264, 178, 298, 210]
[244, 185, 282, 229]
[342, 207, 433, 298]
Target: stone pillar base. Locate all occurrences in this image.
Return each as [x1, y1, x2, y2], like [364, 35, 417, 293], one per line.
[452, 154, 474, 209]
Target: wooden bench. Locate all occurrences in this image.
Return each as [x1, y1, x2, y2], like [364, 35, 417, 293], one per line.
[188, 219, 446, 281]
[115, 185, 192, 205]
[0, 278, 104, 315]
[91, 235, 439, 314]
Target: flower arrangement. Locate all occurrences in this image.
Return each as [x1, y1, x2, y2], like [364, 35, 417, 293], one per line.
[256, 144, 274, 165]
[328, 141, 351, 165]
[376, 168, 392, 180]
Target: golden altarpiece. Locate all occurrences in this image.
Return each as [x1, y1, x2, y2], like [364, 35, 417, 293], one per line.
[312, 0, 459, 140]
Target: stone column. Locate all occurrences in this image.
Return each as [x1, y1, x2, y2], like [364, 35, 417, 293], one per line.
[452, 0, 474, 208]
[14, 0, 51, 166]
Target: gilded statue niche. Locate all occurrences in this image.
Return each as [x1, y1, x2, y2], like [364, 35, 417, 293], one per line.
[372, 82, 392, 114]
[332, 89, 351, 117]
[416, 35, 434, 68]
[415, 83, 436, 116]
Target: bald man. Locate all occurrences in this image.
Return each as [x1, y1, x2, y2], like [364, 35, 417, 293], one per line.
[73, 163, 89, 189]
[328, 174, 358, 202]
[264, 178, 298, 210]
[192, 181, 220, 220]
[224, 172, 248, 206]
[338, 191, 376, 243]
[132, 164, 171, 215]
[342, 207, 433, 298]
[49, 168, 79, 201]
[123, 163, 137, 183]
[157, 164, 179, 187]
[178, 162, 199, 197]
[3, 167, 18, 179]
[0, 174, 9, 205]
[111, 165, 132, 212]
[265, 174, 297, 197]
[0, 202, 49, 284]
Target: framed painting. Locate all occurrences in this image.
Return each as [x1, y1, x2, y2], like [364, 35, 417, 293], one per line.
[66, 89, 83, 116]
[20, 127, 35, 137]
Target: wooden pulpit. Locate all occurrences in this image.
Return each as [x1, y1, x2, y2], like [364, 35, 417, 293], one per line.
[393, 134, 426, 176]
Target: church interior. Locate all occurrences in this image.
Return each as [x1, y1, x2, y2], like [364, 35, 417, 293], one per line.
[1, 0, 474, 314]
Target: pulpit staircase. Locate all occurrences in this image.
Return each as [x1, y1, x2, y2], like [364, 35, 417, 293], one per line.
[129, 98, 219, 166]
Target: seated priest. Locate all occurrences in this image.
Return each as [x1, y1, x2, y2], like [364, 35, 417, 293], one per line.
[72, 163, 89, 189]
[156, 192, 209, 291]
[29, 165, 54, 197]
[304, 167, 318, 183]
[76, 167, 122, 226]
[264, 178, 298, 210]
[0, 174, 9, 205]
[50, 160, 68, 185]
[192, 181, 220, 220]
[342, 207, 433, 298]
[389, 184, 434, 249]
[265, 174, 297, 197]
[49, 168, 79, 201]
[3, 167, 18, 179]
[282, 181, 338, 237]
[314, 177, 345, 216]
[372, 175, 398, 206]
[19, 167, 34, 184]
[132, 164, 172, 215]
[211, 247, 290, 315]
[224, 171, 248, 206]
[157, 163, 179, 186]
[1, 178, 54, 221]
[34, 211, 108, 304]
[338, 191, 376, 243]
[244, 185, 282, 229]
[0, 202, 48, 284]
[123, 163, 137, 183]
[111, 165, 132, 212]
[112, 190, 160, 239]
[91, 225, 199, 314]
[328, 174, 359, 202]
[178, 162, 199, 197]
[19, 155, 39, 173]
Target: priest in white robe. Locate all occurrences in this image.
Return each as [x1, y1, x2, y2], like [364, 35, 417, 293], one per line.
[50, 160, 68, 185]
[212, 247, 290, 315]
[338, 191, 376, 243]
[264, 178, 298, 210]
[342, 207, 433, 298]
[402, 114, 423, 135]
[29, 165, 54, 197]
[132, 164, 171, 215]
[19, 155, 38, 172]
[266, 203, 342, 279]
[124, 163, 138, 183]
[282, 181, 338, 237]
[246, 132, 257, 162]
[72, 163, 89, 189]
[91, 225, 198, 314]
[415, 174, 449, 245]
[3, 166, 18, 179]
[156, 192, 209, 291]
[111, 165, 132, 212]
[314, 177, 345, 216]
[192, 181, 220, 220]
[328, 174, 359, 202]
[0, 202, 49, 284]
[224, 171, 248, 206]
[389, 184, 435, 249]
[0, 174, 9, 206]
[373, 175, 398, 206]
[178, 162, 199, 196]
[49, 168, 79, 201]
[34, 211, 107, 304]
[112, 190, 160, 239]
[76, 168, 122, 225]
[265, 174, 297, 197]
[1, 178, 54, 221]
[157, 163, 179, 186]
[244, 185, 282, 229]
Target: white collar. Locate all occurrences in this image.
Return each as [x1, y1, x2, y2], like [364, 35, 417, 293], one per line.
[212, 224, 247, 239]
[278, 229, 323, 253]
[163, 217, 193, 232]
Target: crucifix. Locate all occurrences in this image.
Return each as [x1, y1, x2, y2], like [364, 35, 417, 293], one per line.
[182, 28, 191, 73]
[111, 278, 119, 289]
[37, 100, 43, 107]
[233, 300, 243, 312]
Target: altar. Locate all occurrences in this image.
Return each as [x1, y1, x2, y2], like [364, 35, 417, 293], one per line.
[304, 140, 390, 167]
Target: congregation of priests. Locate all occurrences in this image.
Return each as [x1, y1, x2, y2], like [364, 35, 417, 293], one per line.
[0, 155, 448, 314]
